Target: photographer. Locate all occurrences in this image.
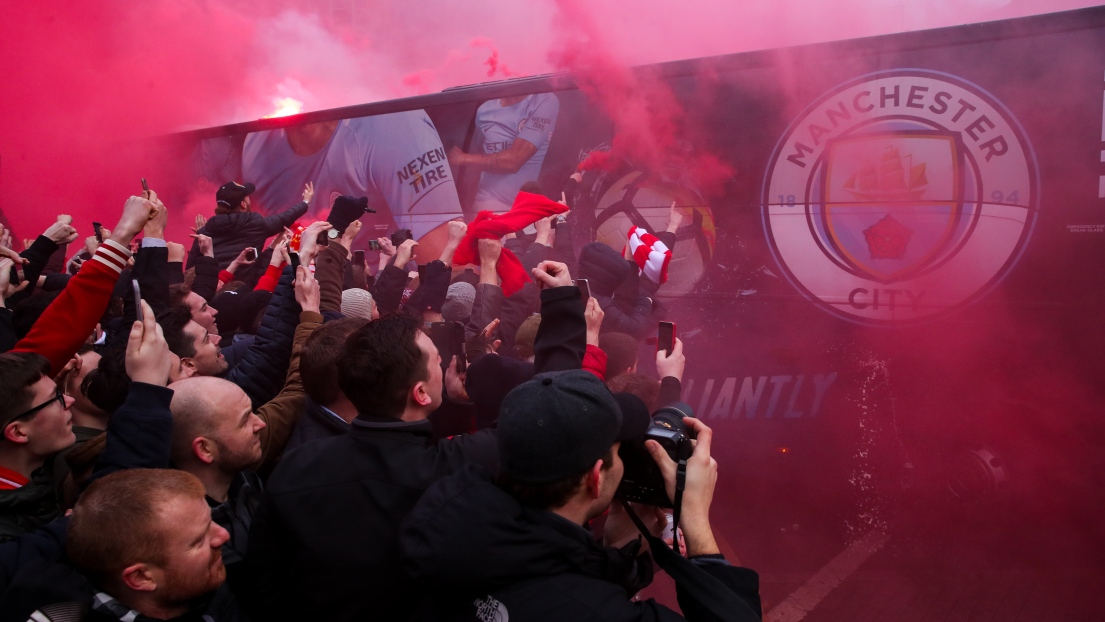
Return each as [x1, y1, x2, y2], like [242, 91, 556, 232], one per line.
[401, 370, 762, 621]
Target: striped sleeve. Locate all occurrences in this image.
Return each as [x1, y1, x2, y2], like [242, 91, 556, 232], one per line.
[91, 239, 132, 274]
[13, 241, 133, 375]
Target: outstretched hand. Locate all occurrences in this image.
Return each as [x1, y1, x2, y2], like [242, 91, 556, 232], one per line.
[126, 300, 172, 386]
[644, 416, 719, 556]
[655, 337, 685, 382]
[43, 219, 79, 245]
[112, 195, 158, 244]
[531, 260, 572, 289]
[298, 220, 333, 266]
[585, 297, 604, 346]
[190, 233, 214, 258]
[294, 265, 321, 314]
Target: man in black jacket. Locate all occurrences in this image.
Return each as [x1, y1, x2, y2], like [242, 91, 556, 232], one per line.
[245, 260, 588, 621]
[187, 181, 313, 270]
[401, 370, 763, 622]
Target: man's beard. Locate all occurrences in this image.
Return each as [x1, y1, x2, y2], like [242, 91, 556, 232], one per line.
[214, 437, 262, 473]
[159, 550, 226, 607]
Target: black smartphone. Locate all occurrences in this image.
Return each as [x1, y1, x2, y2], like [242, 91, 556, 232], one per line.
[289, 251, 301, 270]
[353, 250, 365, 267]
[93, 222, 104, 243]
[428, 321, 466, 373]
[390, 228, 413, 248]
[132, 279, 144, 321]
[657, 321, 676, 356]
[417, 264, 426, 282]
[368, 240, 382, 251]
[244, 247, 258, 262]
[575, 278, 590, 306]
[140, 178, 149, 196]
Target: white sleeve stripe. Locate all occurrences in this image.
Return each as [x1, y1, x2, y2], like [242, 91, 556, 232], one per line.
[101, 239, 132, 256]
[96, 247, 128, 270]
[91, 254, 124, 274]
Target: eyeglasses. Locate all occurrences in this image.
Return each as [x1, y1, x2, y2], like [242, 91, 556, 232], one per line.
[6, 387, 66, 426]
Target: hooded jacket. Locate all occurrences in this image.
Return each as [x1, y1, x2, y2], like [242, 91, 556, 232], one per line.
[401, 466, 762, 622]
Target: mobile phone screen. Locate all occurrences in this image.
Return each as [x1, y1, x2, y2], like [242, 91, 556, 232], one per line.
[353, 250, 365, 267]
[657, 322, 676, 356]
[368, 240, 382, 251]
[245, 248, 258, 262]
[289, 251, 301, 270]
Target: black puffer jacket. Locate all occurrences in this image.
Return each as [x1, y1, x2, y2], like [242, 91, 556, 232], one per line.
[577, 243, 652, 338]
[224, 267, 300, 409]
[401, 466, 762, 622]
[187, 201, 307, 270]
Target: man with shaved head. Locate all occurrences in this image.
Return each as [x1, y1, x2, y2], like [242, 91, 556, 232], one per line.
[166, 265, 322, 601]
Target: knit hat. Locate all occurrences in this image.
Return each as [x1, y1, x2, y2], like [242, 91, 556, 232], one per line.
[513, 314, 541, 359]
[498, 370, 647, 484]
[341, 289, 375, 320]
[440, 282, 476, 323]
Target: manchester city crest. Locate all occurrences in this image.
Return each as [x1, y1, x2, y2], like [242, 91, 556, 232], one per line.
[762, 69, 1039, 325]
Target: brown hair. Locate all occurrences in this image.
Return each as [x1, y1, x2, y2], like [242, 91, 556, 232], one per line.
[168, 283, 192, 307]
[301, 318, 369, 405]
[67, 469, 207, 590]
[599, 332, 640, 380]
[0, 352, 52, 428]
[606, 373, 660, 412]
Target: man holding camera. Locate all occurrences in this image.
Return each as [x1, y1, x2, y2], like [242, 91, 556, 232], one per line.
[401, 369, 762, 621]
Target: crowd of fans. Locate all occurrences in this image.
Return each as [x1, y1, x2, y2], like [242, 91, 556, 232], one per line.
[0, 178, 762, 621]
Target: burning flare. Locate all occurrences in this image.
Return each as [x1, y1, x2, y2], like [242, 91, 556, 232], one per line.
[265, 96, 303, 118]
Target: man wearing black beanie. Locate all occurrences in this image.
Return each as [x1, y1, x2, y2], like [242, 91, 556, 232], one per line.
[401, 369, 764, 621]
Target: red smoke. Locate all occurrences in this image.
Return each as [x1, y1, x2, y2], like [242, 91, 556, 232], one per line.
[548, 0, 734, 192]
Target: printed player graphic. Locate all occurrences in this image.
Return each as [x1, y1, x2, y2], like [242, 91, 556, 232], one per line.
[819, 131, 963, 284]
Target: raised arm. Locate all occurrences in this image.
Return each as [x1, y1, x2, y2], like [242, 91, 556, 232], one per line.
[13, 195, 152, 375]
[258, 183, 313, 236]
[531, 260, 586, 374]
[254, 266, 322, 473]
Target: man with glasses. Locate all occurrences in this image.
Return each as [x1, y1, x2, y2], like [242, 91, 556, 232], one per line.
[0, 351, 76, 541]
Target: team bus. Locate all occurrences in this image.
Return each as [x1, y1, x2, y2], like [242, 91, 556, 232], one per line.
[152, 6, 1105, 618]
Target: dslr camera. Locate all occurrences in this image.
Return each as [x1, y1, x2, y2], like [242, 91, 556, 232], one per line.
[616, 402, 696, 508]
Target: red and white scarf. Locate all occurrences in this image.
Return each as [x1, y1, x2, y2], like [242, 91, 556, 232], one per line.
[625, 226, 671, 284]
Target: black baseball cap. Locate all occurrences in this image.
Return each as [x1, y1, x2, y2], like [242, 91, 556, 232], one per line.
[216, 181, 255, 208]
[328, 195, 371, 237]
[498, 370, 649, 484]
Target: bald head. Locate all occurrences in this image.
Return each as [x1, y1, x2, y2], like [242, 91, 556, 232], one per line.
[168, 377, 248, 464]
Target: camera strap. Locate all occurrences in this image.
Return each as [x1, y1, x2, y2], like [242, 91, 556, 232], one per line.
[671, 456, 687, 556]
[621, 457, 689, 557]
